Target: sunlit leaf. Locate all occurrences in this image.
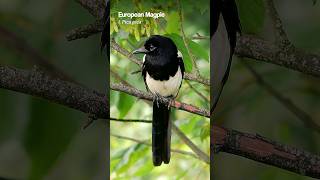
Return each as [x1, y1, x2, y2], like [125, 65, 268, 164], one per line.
[165, 12, 180, 34]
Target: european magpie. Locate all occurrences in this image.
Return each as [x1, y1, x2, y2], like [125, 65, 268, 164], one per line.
[211, 0, 241, 114]
[133, 35, 185, 166]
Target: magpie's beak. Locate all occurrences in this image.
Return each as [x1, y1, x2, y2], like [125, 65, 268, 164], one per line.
[132, 46, 149, 54]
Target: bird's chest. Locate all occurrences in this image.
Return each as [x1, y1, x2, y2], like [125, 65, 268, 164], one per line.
[143, 56, 182, 97]
[145, 67, 182, 97]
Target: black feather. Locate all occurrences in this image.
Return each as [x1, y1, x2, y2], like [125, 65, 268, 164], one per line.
[152, 101, 171, 166]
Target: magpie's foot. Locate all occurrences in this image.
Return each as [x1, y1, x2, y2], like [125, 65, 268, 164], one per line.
[153, 93, 161, 108]
[166, 97, 174, 109]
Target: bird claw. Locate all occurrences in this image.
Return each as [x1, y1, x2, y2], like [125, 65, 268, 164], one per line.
[153, 93, 161, 108]
[167, 97, 173, 109]
[153, 93, 173, 109]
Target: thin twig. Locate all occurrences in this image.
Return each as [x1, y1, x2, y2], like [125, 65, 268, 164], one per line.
[111, 133, 200, 160]
[172, 124, 210, 164]
[185, 80, 209, 103]
[110, 117, 152, 123]
[110, 69, 133, 87]
[242, 60, 320, 134]
[176, 0, 200, 76]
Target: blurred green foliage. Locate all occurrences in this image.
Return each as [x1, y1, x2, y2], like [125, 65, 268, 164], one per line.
[0, 0, 107, 179]
[110, 0, 210, 179]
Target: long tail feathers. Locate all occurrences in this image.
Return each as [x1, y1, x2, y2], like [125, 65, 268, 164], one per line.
[152, 101, 171, 166]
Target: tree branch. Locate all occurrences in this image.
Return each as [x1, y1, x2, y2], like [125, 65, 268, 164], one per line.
[110, 117, 152, 123]
[110, 83, 210, 117]
[236, 35, 320, 77]
[213, 126, 320, 178]
[111, 133, 200, 160]
[172, 124, 210, 164]
[0, 65, 108, 119]
[176, 0, 200, 76]
[242, 60, 320, 134]
[66, 20, 104, 41]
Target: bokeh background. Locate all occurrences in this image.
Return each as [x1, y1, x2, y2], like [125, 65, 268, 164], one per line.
[110, 0, 210, 179]
[0, 0, 107, 179]
[213, 0, 320, 180]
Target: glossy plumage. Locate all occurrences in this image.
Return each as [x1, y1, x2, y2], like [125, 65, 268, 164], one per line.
[135, 35, 184, 166]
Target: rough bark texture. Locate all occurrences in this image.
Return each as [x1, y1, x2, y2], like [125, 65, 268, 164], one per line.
[0, 66, 108, 119]
[236, 35, 320, 77]
[213, 126, 320, 178]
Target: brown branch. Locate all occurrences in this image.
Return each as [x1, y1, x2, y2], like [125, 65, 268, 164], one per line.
[242, 61, 320, 134]
[110, 133, 200, 160]
[172, 124, 210, 164]
[212, 125, 320, 178]
[110, 83, 210, 118]
[236, 35, 320, 77]
[110, 117, 152, 123]
[66, 20, 104, 41]
[264, 0, 290, 47]
[0, 65, 108, 119]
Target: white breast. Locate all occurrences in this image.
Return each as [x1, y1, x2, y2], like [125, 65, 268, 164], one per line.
[146, 67, 182, 97]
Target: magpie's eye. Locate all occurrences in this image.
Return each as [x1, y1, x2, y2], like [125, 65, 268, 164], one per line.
[149, 44, 157, 51]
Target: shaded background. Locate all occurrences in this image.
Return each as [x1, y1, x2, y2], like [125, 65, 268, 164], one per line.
[0, 0, 107, 179]
[214, 0, 320, 179]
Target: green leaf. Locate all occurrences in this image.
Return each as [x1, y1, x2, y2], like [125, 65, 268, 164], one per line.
[114, 144, 146, 174]
[200, 122, 210, 141]
[165, 12, 180, 34]
[236, 0, 265, 34]
[189, 40, 209, 61]
[23, 98, 80, 180]
[118, 93, 135, 119]
[164, 33, 193, 72]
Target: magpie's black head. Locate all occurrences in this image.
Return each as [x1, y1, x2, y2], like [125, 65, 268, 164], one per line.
[133, 35, 177, 57]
